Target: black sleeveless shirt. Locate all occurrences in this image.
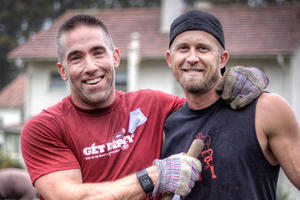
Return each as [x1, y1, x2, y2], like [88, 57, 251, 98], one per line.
[162, 98, 279, 200]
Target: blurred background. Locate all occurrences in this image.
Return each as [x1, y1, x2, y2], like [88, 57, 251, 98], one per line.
[0, 0, 300, 199]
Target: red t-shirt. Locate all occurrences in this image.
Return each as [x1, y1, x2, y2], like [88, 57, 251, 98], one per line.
[21, 89, 184, 190]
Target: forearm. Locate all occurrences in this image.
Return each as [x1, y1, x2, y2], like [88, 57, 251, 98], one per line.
[82, 166, 158, 200]
[68, 175, 146, 200]
[36, 167, 158, 200]
[36, 153, 200, 200]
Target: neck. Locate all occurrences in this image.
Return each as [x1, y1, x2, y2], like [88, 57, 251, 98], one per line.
[72, 89, 116, 110]
[184, 88, 220, 110]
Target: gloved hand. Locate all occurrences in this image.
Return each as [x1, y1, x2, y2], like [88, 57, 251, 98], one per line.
[152, 154, 201, 197]
[216, 66, 269, 109]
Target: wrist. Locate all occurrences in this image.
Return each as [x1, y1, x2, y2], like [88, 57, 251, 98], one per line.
[146, 166, 158, 186]
[136, 168, 156, 195]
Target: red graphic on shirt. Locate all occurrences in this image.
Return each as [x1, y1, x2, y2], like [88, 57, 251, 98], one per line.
[197, 132, 217, 179]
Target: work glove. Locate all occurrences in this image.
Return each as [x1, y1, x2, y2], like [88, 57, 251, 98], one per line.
[216, 66, 269, 109]
[152, 154, 201, 197]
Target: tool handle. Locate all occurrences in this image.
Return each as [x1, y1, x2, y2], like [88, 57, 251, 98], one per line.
[161, 139, 204, 200]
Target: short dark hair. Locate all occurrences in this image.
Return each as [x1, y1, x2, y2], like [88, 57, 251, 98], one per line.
[56, 14, 114, 65]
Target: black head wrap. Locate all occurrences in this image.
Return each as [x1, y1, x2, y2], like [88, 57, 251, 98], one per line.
[169, 10, 225, 49]
[169, 10, 226, 74]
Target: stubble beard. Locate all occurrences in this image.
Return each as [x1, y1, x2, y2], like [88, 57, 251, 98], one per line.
[84, 81, 114, 105]
[177, 64, 221, 94]
[178, 72, 220, 94]
[72, 72, 115, 107]
[86, 75, 114, 105]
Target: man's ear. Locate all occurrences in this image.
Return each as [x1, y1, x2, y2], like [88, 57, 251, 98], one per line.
[57, 63, 68, 81]
[166, 50, 172, 69]
[113, 48, 120, 68]
[220, 50, 229, 70]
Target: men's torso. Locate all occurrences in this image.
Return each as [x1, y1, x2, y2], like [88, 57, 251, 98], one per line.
[162, 99, 279, 200]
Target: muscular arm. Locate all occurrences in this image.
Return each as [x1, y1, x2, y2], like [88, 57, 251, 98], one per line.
[256, 93, 300, 189]
[35, 166, 158, 200]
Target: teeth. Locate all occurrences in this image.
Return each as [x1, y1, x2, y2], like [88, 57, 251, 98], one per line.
[86, 77, 102, 84]
[184, 69, 202, 72]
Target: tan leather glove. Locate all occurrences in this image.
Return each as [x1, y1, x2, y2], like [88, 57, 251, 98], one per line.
[216, 66, 269, 109]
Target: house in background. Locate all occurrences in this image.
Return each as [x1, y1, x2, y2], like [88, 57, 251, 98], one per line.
[0, 73, 25, 162]
[7, 1, 300, 122]
[6, 0, 300, 197]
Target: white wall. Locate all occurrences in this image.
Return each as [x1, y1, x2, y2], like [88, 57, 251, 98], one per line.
[160, 0, 186, 32]
[25, 61, 69, 119]
[290, 47, 300, 123]
[279, 51, 300, 199]
[137, 59, 175, 94]
[0, 108, 22, 126]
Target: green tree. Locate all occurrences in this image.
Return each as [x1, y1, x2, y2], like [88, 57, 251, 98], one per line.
[185, 0, 300, 5]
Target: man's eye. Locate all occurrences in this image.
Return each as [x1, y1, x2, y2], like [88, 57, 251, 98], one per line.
[71, 56, 79, 60]
[178, 46, 188, 51]
[198, 46, 208, 51]
[94, 51, 103, 56]
[70, 55, 81, 62]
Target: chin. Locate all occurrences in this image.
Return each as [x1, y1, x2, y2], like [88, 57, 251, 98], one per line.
[89, 94, 109, 104]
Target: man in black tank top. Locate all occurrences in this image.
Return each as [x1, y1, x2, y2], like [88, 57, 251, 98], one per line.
[162, 10, 300, 199]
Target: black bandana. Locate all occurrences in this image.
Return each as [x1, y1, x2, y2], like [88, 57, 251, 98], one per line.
[169, 10, 225, 49]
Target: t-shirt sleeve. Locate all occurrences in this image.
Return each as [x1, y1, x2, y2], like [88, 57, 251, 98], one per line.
[151, 90, 186, 115]
[21, 113, 80, 185]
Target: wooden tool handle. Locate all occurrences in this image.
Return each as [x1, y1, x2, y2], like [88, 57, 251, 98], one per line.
[161, 139, 204, 200]
[187, 139, 204, 158]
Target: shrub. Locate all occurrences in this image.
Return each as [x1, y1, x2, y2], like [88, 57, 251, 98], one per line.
[0, 151, 23, 169]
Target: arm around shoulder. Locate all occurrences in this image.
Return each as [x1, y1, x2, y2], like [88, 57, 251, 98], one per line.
[256, 93, 300, 189]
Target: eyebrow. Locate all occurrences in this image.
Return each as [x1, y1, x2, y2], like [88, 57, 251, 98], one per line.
[67, 50, 81, 61]
[66, 45, 107, 60]
[90, 45, 106, 52]
[171, 42, 188, 50]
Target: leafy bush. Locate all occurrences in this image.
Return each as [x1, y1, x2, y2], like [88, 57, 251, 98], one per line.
[0, 151, 23, 169]
[277, 185, 290, 200]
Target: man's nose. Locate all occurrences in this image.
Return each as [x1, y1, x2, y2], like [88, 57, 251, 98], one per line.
[84, 56, 98, 73]
[186, 50, 199, 65]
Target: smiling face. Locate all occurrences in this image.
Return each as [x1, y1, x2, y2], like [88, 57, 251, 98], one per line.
[57, 25, 120, 109]
[166, 30, 228, 95]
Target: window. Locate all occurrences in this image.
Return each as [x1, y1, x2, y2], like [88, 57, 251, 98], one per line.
[115, 72, 127, 92]
[6, 134, 19, 155]
[50, 72, 65, 90]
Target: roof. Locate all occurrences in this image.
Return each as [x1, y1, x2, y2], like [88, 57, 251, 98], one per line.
[0, 74, 25, 108]
[8, 4, 300, 60]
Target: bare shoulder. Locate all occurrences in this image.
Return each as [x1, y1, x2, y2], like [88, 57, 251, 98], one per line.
[256, 92, 297, 137]
[256, 93, 300, 187]
[257, 92, 288, 110]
